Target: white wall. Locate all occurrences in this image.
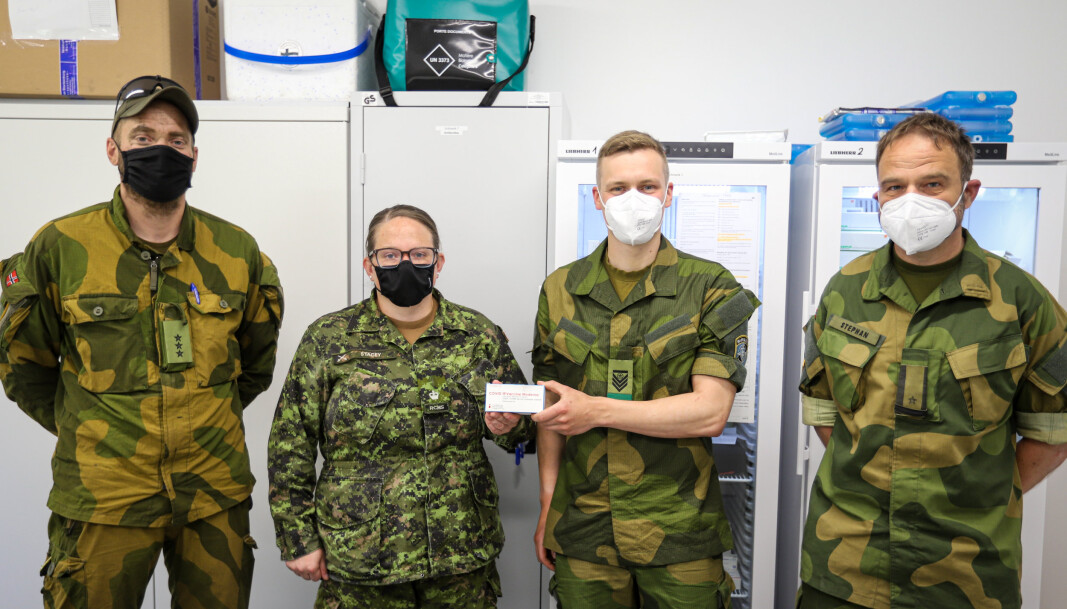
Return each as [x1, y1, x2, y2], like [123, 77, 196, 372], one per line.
[524, 0, 1067, 143]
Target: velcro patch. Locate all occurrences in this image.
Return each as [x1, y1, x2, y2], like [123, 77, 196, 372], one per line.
[704, 289, 757, 338]
[4, 270, 18, 286]
[1038, 340, 1067, 388]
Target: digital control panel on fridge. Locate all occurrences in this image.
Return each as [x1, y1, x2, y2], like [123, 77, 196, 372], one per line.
[554, 140, 791, 609]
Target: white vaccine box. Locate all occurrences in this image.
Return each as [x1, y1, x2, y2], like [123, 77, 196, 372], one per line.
[224, 0, 380, 101]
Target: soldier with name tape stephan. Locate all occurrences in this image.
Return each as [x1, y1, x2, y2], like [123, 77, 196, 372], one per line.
[531, 130, 760, 608]
[797, 112, 1067, 608]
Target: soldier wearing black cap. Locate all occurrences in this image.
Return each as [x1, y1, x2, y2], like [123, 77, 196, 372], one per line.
[0, 75, 284, 608]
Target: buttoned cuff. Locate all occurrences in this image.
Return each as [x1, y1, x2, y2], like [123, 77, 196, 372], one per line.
[1016, 411, 1067, 445]
[802, 395, 838, 426]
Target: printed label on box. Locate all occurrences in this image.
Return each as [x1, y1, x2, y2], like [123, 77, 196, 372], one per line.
[485, 383, 544, 414]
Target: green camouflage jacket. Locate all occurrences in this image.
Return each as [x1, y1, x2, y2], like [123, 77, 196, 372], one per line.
[799, 232, 1067, 609]
[0, 188, 283, 527]
[268, 291, 534, 585]
[532, 238, 759, 567]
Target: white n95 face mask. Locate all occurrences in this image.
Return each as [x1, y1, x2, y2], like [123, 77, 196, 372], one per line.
[879, 187, 965, 255]
[601, 188, 668, 246]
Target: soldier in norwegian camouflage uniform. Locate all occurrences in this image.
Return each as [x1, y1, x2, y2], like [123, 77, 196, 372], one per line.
[0, 76, 284, 608]
[798, 113, 1067, 609]
[268, 205, 534, 609]
[531, 130, 759, 609]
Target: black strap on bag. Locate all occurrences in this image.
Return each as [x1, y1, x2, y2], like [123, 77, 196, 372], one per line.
[374, 15, 535, 108]
[373, 17, 398, 107]
[478, 15, 535, 107]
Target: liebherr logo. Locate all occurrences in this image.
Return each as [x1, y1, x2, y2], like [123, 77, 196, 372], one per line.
[829, 147, 865, 156]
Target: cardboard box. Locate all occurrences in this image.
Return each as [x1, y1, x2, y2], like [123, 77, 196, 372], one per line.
[0, 0, 220, 99]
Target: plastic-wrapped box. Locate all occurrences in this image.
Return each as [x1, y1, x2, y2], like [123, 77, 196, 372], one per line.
[224, 0, 381, 101]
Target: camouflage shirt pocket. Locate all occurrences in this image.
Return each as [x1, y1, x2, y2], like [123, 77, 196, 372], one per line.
[466, 465, 503, 557]
[817, 314, 885, 412]
[645, 316, 700, 396]
[946, 333, 1028, 431]
[315, 471, 383, 578]
[60, 294, 147, 392]
[186, 291, 246, 387]
[547, 318, 596, 390]
[325, 374, 396, 445]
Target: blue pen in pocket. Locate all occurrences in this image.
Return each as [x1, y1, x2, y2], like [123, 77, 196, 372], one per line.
[190, 283, 201, 305]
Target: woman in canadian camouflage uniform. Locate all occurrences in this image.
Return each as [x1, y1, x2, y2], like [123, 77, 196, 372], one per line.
[268, 205, 534, 608]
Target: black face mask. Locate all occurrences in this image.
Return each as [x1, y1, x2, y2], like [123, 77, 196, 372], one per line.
[375, 260, 434, 307]
[119, 145, 194, 203]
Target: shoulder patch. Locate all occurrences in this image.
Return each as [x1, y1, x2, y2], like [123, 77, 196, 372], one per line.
[734, 335, 748, 364]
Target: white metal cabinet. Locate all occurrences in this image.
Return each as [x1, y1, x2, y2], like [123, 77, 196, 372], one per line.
[352, 91, 563, 608]
[0, 100, 350, 609]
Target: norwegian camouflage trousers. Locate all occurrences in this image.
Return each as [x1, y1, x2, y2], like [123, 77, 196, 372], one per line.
[549, 554, 734, 609]
[41, 499, 256, 609]
[795, 583, 870, 609]
[314, 563, 501, 609]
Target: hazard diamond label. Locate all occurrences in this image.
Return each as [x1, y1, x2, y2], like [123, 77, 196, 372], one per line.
[423, 44, 455, 77]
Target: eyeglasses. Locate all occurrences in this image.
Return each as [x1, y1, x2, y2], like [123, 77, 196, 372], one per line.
[370, 247, 438, 269]
[114, 75, 183, 113]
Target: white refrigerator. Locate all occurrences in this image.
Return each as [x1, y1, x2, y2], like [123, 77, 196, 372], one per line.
[778, 140, 1067, 609]
[553, 140, 791, 609]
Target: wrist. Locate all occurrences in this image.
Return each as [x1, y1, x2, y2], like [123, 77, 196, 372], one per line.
[593, 395, 613, 428]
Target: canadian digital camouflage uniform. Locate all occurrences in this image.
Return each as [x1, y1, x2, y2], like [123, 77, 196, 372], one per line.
[531, 238, 759, 570]
[0, 187, 284, 528]
[799, 232, 1067, 609]
[268, 290, 535, 590]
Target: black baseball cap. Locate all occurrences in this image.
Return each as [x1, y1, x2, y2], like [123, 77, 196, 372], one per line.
[111, 75, 199, 137]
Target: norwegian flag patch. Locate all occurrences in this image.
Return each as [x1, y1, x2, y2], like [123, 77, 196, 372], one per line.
[4, 270, 18, 286]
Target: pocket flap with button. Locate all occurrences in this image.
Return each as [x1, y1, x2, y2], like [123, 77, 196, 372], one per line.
[468, 467, 500, 508]
[645, 315, 700, 364]
[325, 374, 395, 443]
[547, 318, 595, 366]
[316, 472, 382, 528]
[946, 334, 1027, 380]
[188, 291, 246, 315]
[61, 294, 138, 324]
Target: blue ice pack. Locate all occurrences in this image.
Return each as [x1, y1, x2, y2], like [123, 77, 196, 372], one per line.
[918, 90, 1017, 110]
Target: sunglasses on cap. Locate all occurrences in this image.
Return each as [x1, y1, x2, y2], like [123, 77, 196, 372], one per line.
[114, 75, 184, 112]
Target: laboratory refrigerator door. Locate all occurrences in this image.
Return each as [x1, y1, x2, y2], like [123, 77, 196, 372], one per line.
[553, 153, 791, 609]
[801, 158, 1067, 609]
